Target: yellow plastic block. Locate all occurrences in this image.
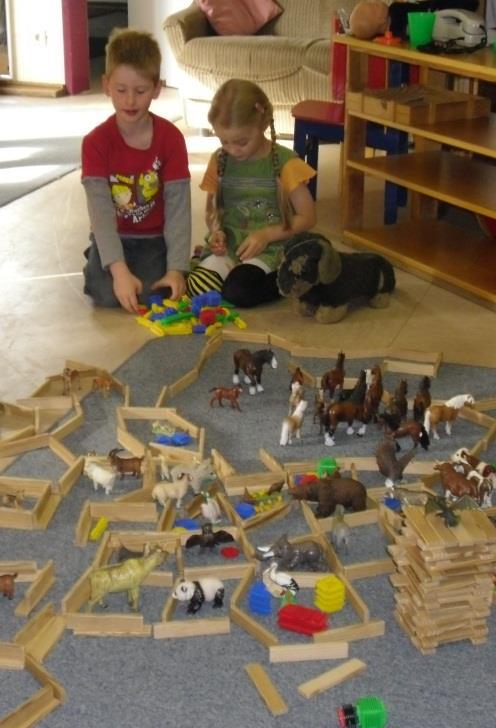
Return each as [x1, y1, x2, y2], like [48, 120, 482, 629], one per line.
[89, 516, 109, 541]
[163, 299, 179, 309]
[205, 322, 223, 336]
[151, 303, 165, 313]
[150, 323, 166, 336]
[233, 316, 247, 329]
[314, 574, 346, 613]
[163, 321, 193, 336]
[136, 317, 155, 330]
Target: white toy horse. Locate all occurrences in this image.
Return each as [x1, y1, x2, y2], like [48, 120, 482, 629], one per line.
[424, 394, 474, 440]
[152, 473, 190, 508]
[288, 381, 304, 415]
[280, 399, 308, 446]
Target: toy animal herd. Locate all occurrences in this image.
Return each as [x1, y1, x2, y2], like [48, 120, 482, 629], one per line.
[59, 346, 492, 619]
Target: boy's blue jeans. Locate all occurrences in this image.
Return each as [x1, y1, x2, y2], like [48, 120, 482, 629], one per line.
[83, 234, 168, 308]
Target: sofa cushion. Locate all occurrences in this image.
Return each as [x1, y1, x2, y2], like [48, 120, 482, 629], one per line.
[196, 0, 283, 36]
[180, 35, 311, 84]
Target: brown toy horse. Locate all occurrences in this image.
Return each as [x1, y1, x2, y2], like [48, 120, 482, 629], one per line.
[321, 351, 345, 398]
[434, 461, 481, 504]
[413, 376, 431, 422]
[232, 348, 277, 395]
[323, 370, 371, 446]
[363, 364, 383, 422]
[210, 385, 243, 410]
[424, 394, 474, 440]
[389, 379, 408, 421]
[378, 410, 430, 450]
[62, 367, 81, 395]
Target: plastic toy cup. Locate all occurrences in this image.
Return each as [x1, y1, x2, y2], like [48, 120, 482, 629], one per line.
[407, 11, 435, 48]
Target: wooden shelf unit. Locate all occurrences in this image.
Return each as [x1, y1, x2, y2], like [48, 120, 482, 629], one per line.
[339, 35, 496, 309]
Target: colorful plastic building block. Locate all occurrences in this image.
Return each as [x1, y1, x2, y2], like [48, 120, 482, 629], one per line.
[89, 516, 109, 541]
[248, 581, 273, 616]
[316, 456, 339, 478]
[314, 574, 345, 613]
[174, 518, 199, 531]
[277, 603, 328, 635]
[235, 502, 256, 519]
[337, 696, 388, 728]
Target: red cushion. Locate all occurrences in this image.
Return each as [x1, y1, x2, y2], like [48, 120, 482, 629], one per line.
[196, 0, 283, 36]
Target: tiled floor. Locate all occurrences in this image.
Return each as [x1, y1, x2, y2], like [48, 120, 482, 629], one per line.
[1, 84, 495, 404]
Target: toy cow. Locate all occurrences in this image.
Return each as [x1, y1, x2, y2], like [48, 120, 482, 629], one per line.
[172, 577, 224, 614]
[288, 476, 367, 518]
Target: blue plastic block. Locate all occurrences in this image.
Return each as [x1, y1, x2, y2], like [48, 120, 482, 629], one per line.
[384, 497, 402, 512]
[248, 582, 272, 616]
[148, 294, 164, 306]
[175, 518, 199, 530]
[171, 432, 192, 446]
[235, 502, 256, 519]
[193, 324, 206, 334]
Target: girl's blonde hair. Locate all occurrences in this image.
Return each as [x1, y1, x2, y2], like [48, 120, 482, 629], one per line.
[105, 28, 161, 83]
[208, 79, 290, 232]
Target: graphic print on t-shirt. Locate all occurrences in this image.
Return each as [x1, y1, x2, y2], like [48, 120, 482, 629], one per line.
[109, 156, 162, 225]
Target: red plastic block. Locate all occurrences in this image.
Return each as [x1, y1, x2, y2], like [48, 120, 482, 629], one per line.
[277, 604, 328, 635]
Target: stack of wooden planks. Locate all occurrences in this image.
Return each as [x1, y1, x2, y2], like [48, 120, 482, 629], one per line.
[388, 505, 496, 654]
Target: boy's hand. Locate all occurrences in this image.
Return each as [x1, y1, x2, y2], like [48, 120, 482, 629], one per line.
[152, 270, 186, 300]
[110, 261, 142, 313]
[237, 230, 269, 261]
[207, 230, 227, 256]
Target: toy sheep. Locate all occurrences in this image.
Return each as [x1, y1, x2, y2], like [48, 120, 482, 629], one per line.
[277, 232, 395, 323]
[172, 577, 225, 614]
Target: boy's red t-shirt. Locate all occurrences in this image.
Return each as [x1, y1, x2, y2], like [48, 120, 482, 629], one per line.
[81, 113, 189, 236]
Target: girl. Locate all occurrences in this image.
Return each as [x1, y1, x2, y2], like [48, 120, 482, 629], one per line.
[187, 79, 317, 307]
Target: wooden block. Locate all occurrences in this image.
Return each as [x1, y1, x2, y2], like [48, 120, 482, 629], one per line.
[15, 561, 55, 617]
[269, 641, 349, 663]
[0, 641, 25, 670]
[314, 619, 385, 643]
[244, 663, 288, 716]
[297, 658, 367, 699]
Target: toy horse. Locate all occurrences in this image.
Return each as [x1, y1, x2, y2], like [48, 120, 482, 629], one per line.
[389, 379, 408, 421]
[377, 410, 430, 450]
[323, 370, 370, 447]
[232, 348, 278, 395]
[363, 363, 383, 422]
[280, 399, 308, 446]
[434, 461, 481, 504]
[321, 351, 345, 398]
[413, 376, 431, 422]
[288, 380, 304, 414]
[209, 385, 243, 410]
[424, 394, 474, 440]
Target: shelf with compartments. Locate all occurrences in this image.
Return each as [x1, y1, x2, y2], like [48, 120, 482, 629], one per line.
[337, 35, 496, 309]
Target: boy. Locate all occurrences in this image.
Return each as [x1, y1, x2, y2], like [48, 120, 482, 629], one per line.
[82, 29, 191, 312]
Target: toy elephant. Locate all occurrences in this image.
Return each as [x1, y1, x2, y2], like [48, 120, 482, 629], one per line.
[277, 232, 396, 323]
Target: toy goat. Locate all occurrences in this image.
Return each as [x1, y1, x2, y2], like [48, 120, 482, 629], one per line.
[108, 448, 143, 478]
[0, 573, 18, 600]
[84, 460, 116, 495]
[87, 545, 165, 612]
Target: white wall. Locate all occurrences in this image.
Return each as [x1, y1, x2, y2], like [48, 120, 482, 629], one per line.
[9, 0, 65, 84]
[128, 0, 189, 86]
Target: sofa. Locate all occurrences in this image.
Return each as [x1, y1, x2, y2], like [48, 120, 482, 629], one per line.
[163, 0, 358, 136]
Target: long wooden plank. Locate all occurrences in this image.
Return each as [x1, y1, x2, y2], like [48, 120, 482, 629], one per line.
[269, 641, 349, 663]
[244, 663, 288, 716]
[297, 658, 367, 699]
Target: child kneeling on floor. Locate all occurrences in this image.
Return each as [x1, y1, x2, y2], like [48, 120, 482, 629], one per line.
[82, 29, 191, 312]
[187, 79, 317, 307]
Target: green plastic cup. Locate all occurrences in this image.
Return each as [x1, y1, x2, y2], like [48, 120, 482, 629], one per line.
[408, 11, 435, 48]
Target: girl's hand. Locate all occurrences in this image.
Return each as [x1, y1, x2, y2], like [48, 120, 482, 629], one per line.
[152, 270, 186, 301]
[208, 230, 227, 256]
[110, 261, 142, 313]
[237, 230, 269, 262]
